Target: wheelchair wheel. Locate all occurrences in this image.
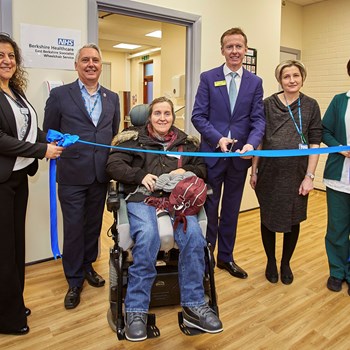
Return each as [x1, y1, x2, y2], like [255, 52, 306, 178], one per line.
[107, 307, 117, 333]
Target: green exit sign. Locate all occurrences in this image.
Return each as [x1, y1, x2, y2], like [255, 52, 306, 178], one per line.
[142, 55, 150, 61]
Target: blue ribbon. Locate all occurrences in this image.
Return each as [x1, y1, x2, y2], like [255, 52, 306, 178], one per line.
[78, 138, 350, 157]
[45, 129, 350, 258]
[46, 130, 80, 258]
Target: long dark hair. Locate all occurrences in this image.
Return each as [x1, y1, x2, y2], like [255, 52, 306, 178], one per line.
[0, 33, 27, 93]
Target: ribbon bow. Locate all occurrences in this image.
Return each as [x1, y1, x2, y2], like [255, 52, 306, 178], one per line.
[46, 129, 79, 258]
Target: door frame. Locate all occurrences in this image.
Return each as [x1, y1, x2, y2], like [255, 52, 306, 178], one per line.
[88, 0, 201, 134]
[0, 0, 12, 34]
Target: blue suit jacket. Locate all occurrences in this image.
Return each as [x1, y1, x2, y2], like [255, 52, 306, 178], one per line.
[192, 64, 265, 169]
[43, 79, 120, 185]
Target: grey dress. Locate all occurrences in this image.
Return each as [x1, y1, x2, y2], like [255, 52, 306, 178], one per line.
[255, 92, 322, 232]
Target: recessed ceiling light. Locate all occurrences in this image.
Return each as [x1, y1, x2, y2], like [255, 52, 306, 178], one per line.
[145, 30, 162, 38]
[113, 43, 141, 50]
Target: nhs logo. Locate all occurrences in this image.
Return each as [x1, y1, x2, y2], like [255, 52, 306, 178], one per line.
[58, 38, 74, 46]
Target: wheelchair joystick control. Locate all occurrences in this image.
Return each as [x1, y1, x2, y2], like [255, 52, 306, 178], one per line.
[107, 181, 120, 213]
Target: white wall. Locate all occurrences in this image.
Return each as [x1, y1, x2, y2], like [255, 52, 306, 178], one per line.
[10, 0, 282, 262]
[12, 0, 87, 262]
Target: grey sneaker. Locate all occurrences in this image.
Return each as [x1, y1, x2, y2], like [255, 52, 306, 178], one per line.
[182, 304, 223, 333]
[124, 312, 147, 342]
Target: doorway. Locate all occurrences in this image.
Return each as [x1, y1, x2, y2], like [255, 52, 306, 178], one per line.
[143, 61, 153, 104]
[88, 0, 201, 135]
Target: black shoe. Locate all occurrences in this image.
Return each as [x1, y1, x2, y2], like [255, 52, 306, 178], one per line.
[327, 276, 343, 292]
[280, 265, 293, 285]
[347, 281, 350, 296]
[217, 260, 248, 279]
[125, 312, 147, 342]
[0, 325, 29, 335]
[64, 286, 82, 309]
[265, 261, 278, 283]
[25, 307, 31, 317]
[84, 269, 105, 287]
[182, 304, 223, 333]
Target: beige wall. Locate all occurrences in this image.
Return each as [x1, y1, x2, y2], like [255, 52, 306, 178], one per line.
[101, 51, 128, 93]
[10, 0, 282, 261]
[281, 1, 303, 50]
[281, 0, 350, 190]
[160, 23, 186, 102]
[303, 0, 350, 190]
[134, 0, 282, 97]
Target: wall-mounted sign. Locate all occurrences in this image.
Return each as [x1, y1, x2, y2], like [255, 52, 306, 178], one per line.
[20, 23, 81, 70]
[243, 47, 257, 74]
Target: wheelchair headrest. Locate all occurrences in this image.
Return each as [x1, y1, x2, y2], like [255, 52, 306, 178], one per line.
[129, 104, 149, 126]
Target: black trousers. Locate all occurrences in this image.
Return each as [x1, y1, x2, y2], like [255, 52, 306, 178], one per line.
[58, 181, 107, 288]
[0, 167, 28, 330]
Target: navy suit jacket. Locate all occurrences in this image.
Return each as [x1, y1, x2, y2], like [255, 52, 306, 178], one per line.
[192, 64, 265, 169]
[43, 80, 120, 185]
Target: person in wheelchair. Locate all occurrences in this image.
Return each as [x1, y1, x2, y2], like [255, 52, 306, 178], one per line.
[106, 96, 223, 341]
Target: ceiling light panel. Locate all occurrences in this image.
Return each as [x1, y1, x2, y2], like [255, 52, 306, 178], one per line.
[145, 30, 162, 38]
[113, 43, 141, 49]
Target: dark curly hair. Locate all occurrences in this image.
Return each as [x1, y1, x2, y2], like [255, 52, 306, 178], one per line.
[347, 59, 350, 77]
[0, 33, 27, 93]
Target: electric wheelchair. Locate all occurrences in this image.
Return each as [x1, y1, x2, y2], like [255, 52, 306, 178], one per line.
[106, 104, 219, 340]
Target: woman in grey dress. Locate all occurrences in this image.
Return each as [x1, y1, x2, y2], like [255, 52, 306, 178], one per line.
[250, 60, 322, 285]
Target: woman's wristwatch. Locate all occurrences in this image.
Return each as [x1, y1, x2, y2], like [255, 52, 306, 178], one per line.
[305, 172, 315, 180]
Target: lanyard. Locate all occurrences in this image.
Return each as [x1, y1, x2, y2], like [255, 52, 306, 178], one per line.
[4, 90, 28, 114]
[3, 90, 32, 140]
[284, 96, 307, 144]
[84, 92, 100, 117]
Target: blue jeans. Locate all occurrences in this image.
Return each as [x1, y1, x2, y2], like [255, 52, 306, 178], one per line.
[125, 201, 207, 313]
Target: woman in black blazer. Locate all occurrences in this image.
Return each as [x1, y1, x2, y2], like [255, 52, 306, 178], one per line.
[0, 33, 63, 335]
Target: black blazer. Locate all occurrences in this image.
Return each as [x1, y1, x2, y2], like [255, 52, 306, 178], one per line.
[43, 80, 120, 185]
[0, 91, 47, 183]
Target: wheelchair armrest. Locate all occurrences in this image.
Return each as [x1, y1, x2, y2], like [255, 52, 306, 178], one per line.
[197, 207, 208, 238]
[117, 197, 134, 251]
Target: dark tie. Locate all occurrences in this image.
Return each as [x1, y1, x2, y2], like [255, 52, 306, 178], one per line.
[229, 72, 238, 113]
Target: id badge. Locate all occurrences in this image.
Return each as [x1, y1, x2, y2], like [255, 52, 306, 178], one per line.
[20, 108, 29, 115]
[299, 143, 308, 149]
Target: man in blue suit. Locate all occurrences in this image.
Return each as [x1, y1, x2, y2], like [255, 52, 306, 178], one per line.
[192, 28, 265, 279]
[43, 44, 120, 308]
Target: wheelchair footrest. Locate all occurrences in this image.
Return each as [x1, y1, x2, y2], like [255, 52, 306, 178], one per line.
[146, 313, 161, 339]
[178, 312, 205, 336]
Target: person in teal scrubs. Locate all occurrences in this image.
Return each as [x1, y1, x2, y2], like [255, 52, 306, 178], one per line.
[322, 58, 350, 294]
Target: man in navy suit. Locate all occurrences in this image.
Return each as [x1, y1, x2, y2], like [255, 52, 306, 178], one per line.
[192, 28, 265, 279]
[43, 44, 120, 308]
